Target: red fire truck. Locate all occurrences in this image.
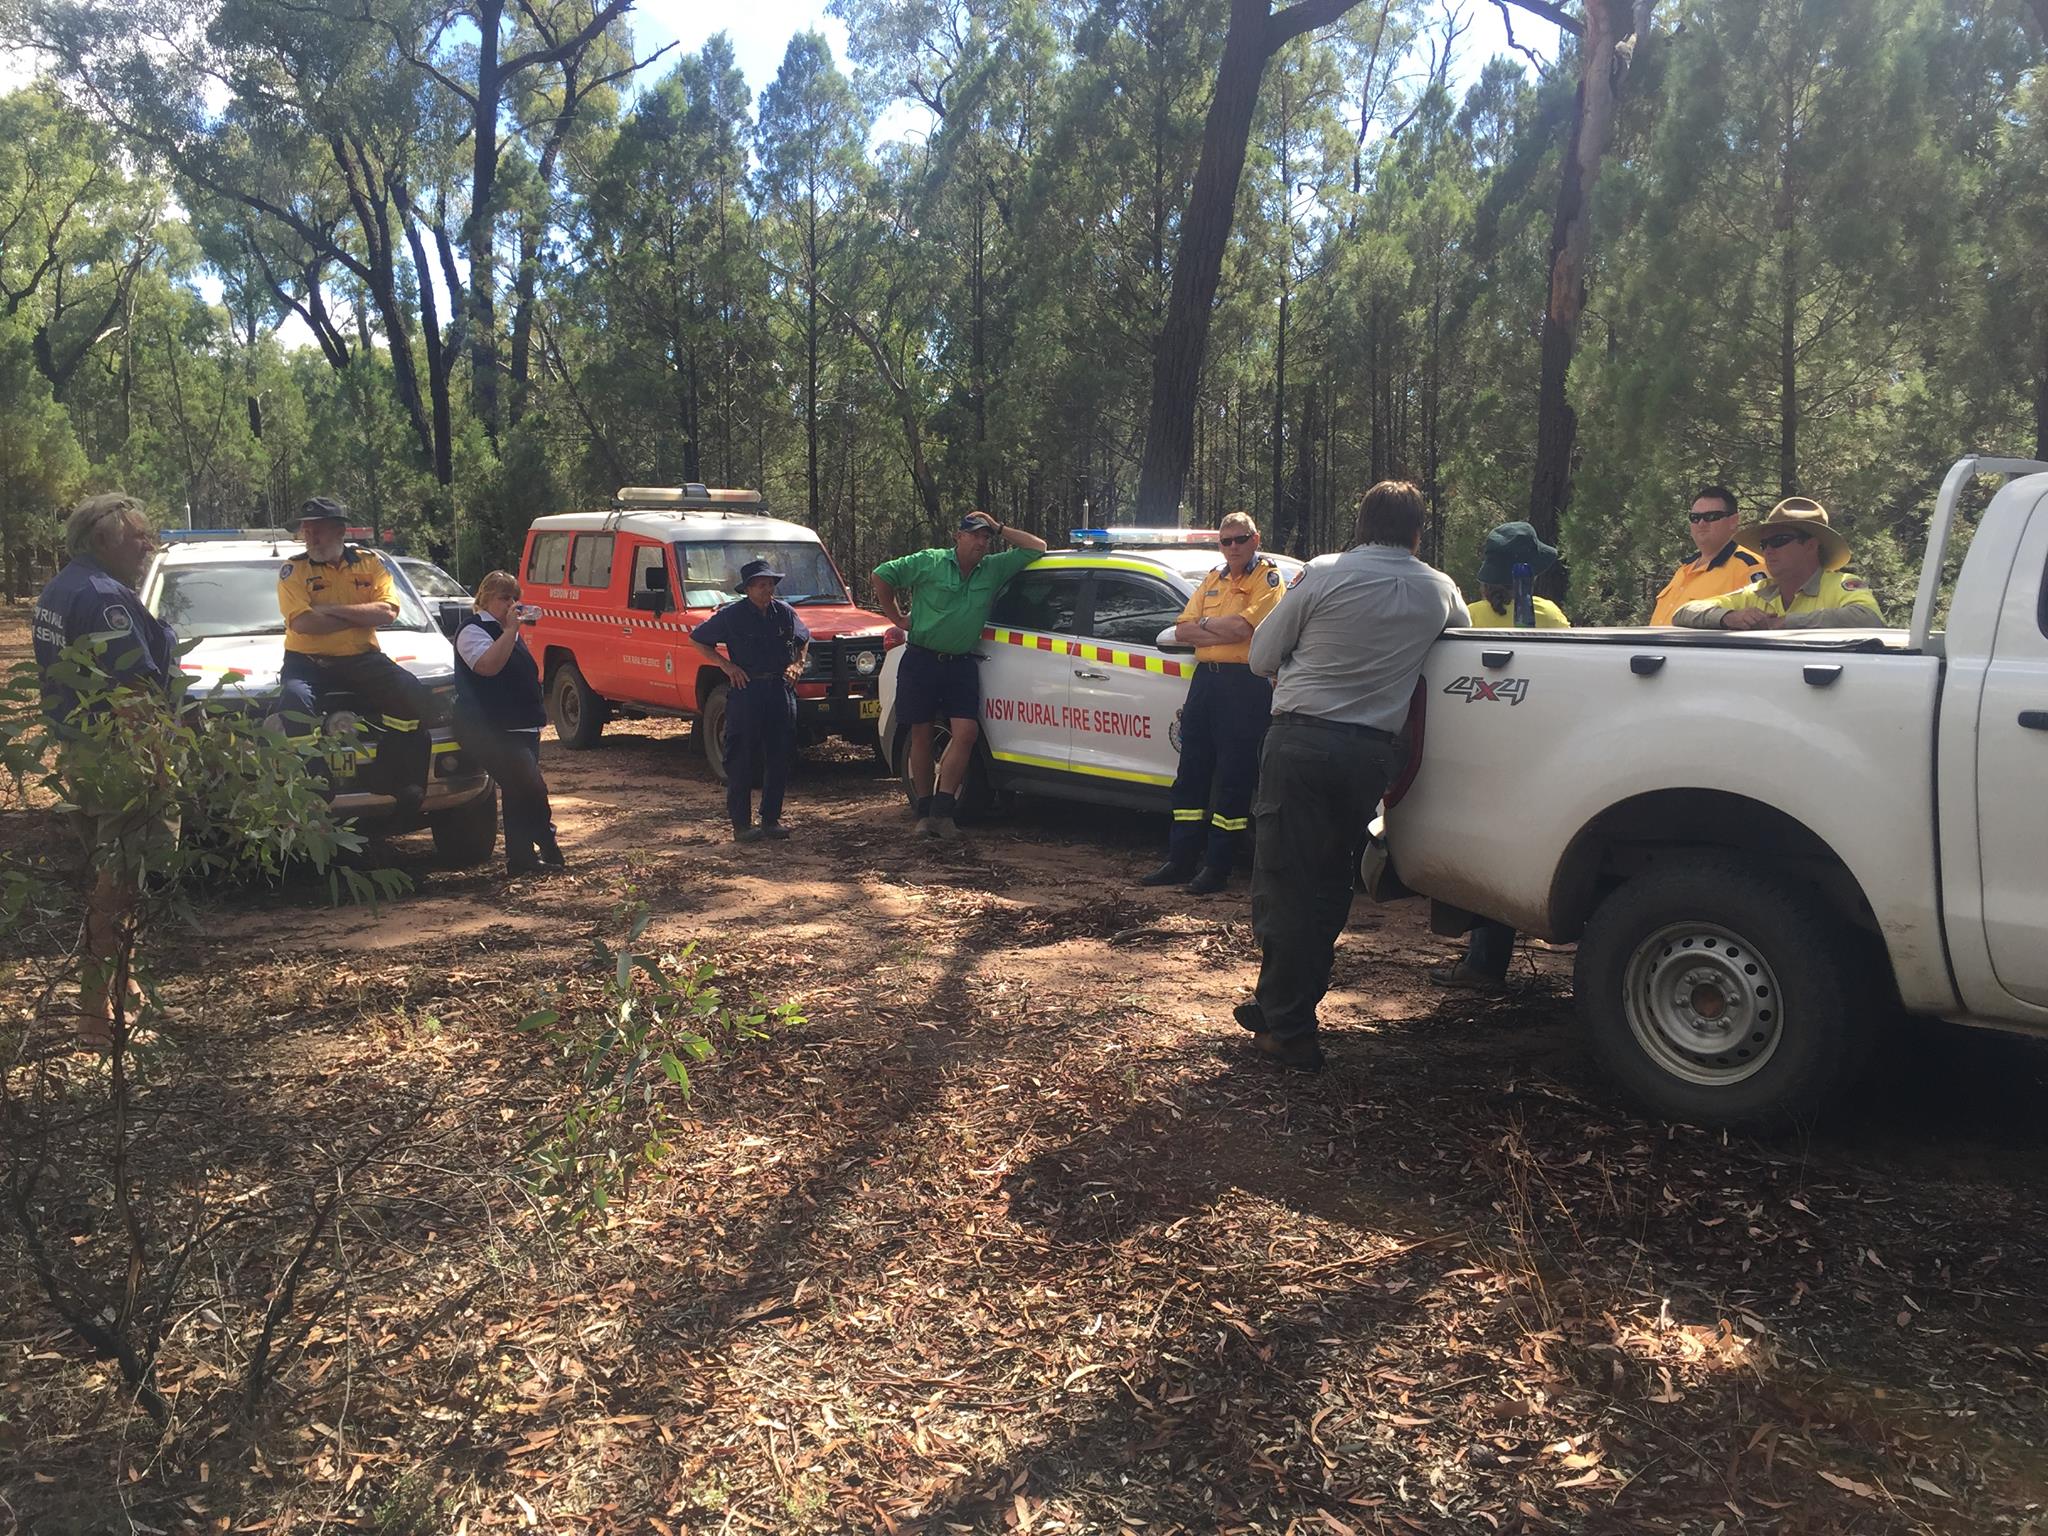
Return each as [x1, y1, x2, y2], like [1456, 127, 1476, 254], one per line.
[516, 486, 894, 780]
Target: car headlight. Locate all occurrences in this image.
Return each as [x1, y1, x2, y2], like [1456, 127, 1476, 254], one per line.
[853, 649, 880, 677]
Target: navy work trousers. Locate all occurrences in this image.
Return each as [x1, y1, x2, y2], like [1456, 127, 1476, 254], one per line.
[1166, 661, 1273, 872]
[278, 649, 440, 801]
[1248, 712, 1403, 1042]
[453, 713, 556, 865]
[724, 678, 796, 830]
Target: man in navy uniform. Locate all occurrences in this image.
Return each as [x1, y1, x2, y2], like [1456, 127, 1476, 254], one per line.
[688, 557, 811, 842]
[32, 493, 178, 1044]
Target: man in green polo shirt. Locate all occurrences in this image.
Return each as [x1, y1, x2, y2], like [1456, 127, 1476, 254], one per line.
[873, 510, 1048, 840]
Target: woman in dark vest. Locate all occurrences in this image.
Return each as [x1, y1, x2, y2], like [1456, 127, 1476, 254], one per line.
[453, 571, 563, 877]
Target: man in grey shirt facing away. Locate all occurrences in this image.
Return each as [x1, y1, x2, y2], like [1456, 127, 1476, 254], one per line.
[1240, 480, 1467, 1072]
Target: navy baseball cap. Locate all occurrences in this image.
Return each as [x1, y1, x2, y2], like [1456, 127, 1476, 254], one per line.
[958, 510, 998, 533]
[300, 496, 350, 524]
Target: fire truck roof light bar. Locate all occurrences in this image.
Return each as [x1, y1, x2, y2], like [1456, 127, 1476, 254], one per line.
[613, 485, 765, 508]
[161, 528, 295, 542]
[1069, 527, 1220, 547]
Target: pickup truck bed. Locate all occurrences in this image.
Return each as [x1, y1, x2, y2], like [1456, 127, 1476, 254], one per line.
[1384, 457, 2048, 1125]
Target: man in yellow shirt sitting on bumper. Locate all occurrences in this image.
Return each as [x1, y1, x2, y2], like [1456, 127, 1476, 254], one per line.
[276, 497, 444, 810]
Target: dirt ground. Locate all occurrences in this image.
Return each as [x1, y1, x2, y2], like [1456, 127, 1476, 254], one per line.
[4, 604, 2048, 1536]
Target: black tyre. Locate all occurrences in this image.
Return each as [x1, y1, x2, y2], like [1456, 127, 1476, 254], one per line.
[429, 785, 499, 867]
[700, 682, 731, 783]
[1575, 856, 1864, 1128]
[547, 662, 606, 749]
[894, 719, 994, 820]
[702, 683, 801, 787]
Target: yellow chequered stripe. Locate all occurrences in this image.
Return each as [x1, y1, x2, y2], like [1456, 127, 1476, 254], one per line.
[981, 627, 1190, 679]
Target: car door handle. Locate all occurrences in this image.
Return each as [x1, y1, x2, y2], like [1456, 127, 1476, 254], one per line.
[2020, 710, 2048, 731]
[1074, 668, 1109, 680]
[1630, 654, 1666, 676]
[1480, 648, 1513, 669]
[1803, 664, 1843, 687]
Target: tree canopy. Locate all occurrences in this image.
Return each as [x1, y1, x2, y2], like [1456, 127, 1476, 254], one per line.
[2, 0, 2042, 618]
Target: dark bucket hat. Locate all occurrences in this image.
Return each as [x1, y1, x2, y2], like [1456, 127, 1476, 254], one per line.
[734, 557, 787, 592]
[1476, 521, 1560, 585]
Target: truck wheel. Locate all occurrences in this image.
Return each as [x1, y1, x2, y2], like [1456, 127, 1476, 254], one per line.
[429, 786, 499, 867]
[547, 662, 606, 749]
[1575, 857, 1863, 1128]
[894, 720, 993, 820]
[700, 683, 731, 783]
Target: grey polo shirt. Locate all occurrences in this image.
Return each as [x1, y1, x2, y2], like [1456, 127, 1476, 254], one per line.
[1249, 543, 1465, 733]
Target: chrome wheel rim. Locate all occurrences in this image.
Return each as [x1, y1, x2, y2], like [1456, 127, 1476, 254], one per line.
[1621, 921, 1784, 1087]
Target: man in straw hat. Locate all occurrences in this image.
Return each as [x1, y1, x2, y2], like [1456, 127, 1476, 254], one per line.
[1670, 496, 1884, 630]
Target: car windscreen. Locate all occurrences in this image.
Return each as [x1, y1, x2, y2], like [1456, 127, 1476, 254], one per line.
[153, 558, 434, 639]
[402, 559, 468, 599]
[676, 541, 849, 608]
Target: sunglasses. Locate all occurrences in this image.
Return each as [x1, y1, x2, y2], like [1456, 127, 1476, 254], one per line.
[1687, 509, 1735, 524]
[1760, 531, 1811, 550]
[1219, 534, 1255, 547]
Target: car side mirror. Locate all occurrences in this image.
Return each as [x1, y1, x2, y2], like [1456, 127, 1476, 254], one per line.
[435, 600, 467, 639]
[628, 587, 671, 615]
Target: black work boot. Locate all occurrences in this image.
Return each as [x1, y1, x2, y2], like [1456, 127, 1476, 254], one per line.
[1186, 864, 1230, 896]
[1247, 1031, 1326, 1074]
[1139, 860, 1196, 888]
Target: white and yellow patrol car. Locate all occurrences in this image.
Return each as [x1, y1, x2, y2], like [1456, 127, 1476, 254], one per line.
[875, 529, 1304, 813]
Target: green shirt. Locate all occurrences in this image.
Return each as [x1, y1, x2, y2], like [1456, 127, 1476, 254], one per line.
[873, 544, 1042, 654]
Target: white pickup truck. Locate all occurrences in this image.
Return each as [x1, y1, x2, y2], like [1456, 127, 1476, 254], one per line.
[1383, 456, 2048, 1125]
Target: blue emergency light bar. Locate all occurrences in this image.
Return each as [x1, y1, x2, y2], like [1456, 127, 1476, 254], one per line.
[1069, 527, 1219, 547]
[161, 527, 295, 542]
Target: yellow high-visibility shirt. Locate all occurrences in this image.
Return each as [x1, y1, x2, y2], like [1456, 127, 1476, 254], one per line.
[1674, 568, 1885, 628]
[1650, 542, 1763, 624]
[1176, 555, 1286, 662]
[278, 547, 396, 656]
[1465, 595, 1570, 628]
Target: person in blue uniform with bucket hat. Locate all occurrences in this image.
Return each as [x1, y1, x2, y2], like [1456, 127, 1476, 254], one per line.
[688, 557, 811, 842]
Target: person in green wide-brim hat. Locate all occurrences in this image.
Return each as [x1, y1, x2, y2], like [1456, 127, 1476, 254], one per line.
[1435, 520, 1574, 992]
[1465, 521, 1570, 630]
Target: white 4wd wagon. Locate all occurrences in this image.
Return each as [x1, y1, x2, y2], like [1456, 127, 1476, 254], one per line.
[140, 530, 499, 865]
[876, 530, 1303, 812]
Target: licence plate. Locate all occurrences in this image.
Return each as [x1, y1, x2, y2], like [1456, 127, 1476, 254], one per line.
[858, 698, 882, 719]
